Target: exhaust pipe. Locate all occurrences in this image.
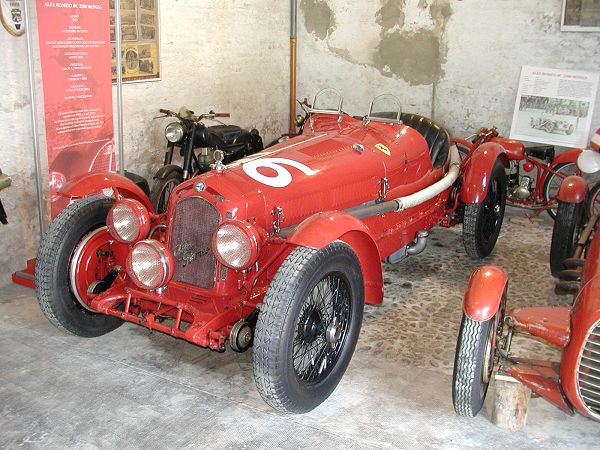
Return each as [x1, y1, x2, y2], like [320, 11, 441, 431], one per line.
[407, 230, 429, 255]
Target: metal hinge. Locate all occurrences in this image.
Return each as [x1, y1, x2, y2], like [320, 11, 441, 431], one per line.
[272, 206, 284, 234]
[378, 178, 389, 202]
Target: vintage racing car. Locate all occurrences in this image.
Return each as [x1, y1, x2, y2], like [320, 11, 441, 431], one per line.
[35, 91, 510, 413]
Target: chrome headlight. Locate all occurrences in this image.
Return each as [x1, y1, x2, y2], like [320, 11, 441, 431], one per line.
[578, 150, 600, 174]
[126, 240, 173, 290]
[212, 221, 262, 270]
[165, 122, 185, 143]
[107, 199, 151, 244]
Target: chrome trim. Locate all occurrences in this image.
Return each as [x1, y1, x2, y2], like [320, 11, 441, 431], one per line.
[69, 227, 108, 312]
[365, 93, 403, 124]
[132, 239, 170, 290]
[576, 318, 600, 420]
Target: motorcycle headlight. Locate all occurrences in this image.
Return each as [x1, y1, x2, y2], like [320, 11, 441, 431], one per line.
[107, 199, 151, 244]
[126, 240, 173, 290]
[577, 150, 600, 174]
[165, 122, 185, 143]
[212, 221, 262, 270]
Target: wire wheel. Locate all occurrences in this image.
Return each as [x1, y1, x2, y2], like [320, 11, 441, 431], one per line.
[293, 273, 352, 384]
[543, 162, 578, 219]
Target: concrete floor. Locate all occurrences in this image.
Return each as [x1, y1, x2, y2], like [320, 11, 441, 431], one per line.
[1, 209, 598, 449]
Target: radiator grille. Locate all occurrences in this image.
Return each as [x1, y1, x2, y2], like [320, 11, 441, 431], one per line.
[577, 319, 600, 420]
[170, 197, 220, 289]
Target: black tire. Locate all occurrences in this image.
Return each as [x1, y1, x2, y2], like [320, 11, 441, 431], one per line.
[463, 160, 507, 259]
[586, 181, 600, 219]
[543, 162, 578, 220]
[35, 196, 123, 337]
[150, 171, 183, 213]
[253, 242, 364, 413]
[550, 201, 584, 277]
[453, 307, 504, 417]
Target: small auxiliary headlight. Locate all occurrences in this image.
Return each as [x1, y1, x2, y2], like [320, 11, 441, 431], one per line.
[106, 198, 151, 244]
[165, 122, 185, 143]
[126, 240, 174, 290]
[212, 221, 262, 270]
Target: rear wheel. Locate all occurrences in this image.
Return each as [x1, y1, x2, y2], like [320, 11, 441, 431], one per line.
[543, 162, 578, 220]
[453, 302, 504, 417]
[253, 242, 364, 413]
[35, 196, 126, 337]
[550, 201, 584, 277]
[463, 160, 507, 259]
[150, 171, 183, 214]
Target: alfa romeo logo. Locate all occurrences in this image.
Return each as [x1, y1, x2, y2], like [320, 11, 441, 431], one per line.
[173, 243, 209, 267]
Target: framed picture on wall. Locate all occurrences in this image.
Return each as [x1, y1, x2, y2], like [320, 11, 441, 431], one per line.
[562, 0, 600, 31]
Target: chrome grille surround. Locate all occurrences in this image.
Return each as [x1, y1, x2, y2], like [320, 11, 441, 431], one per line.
[170, 196, 220, 289]
[576, 318, 600, 420]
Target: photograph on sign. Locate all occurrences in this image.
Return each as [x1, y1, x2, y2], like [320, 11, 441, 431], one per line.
[510, 66, 599, 148]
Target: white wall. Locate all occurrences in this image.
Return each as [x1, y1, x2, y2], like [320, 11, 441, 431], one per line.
[296, 0, 600, 137]
[0, 0, 290, 288]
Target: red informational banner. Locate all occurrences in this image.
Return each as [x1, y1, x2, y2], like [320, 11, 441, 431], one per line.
[36, 0, 115, 217]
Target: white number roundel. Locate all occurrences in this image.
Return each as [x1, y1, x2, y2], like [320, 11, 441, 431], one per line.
[242, 158, 317, 188]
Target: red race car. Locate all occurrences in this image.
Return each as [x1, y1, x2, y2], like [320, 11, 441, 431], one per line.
[453, 175, 600, 422]
[35, 91, 509, 413]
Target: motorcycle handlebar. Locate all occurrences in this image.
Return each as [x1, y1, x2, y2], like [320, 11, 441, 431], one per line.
[212, 113, 230, 118]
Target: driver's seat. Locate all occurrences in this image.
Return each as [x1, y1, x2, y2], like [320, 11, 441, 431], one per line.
[399, 113, 449, 168]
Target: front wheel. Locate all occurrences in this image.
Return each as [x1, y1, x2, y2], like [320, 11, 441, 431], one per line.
[550, 201, 584, 277]
[586, 181, 600, 219]
[253, 242, 364, 413]
[150, 171, 183, 214]
[35, 196, 126, 337]
[543, 162, 578, 220]
[463, 160, 507, 259]
[452, 305, 504, 417]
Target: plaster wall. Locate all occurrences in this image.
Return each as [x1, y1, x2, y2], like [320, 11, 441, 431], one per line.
[296, 0, 600, 137]
[0, 0, 289, 288]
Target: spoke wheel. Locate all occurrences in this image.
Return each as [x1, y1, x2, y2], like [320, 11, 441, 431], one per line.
[586, 181, 600, 219]
[150, 171, 183, 214]
[550, 200, 584, 277]
[543, 162, 578, 219]
[253, 242, 364, 413]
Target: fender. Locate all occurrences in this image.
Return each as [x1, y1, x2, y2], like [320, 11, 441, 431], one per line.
[153, 164, 183, 181]
[286, 211, 383, 305]
[556, 175, 587, 203]
[460, 142, 509, 204]
[552, 148, 582, 166]
[60, 172, 155, 213]
[463, 265, 508, 322]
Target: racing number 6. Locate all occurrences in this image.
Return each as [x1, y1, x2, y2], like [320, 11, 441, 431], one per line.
[242, 158, 318, 188]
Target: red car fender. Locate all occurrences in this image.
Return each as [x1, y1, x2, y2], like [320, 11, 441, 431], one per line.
[286, 211, 383, 305]
[460, 142, 509, 204]
[463, 265, 508, 322]
[59, 172, 155, 213]
[556, 175, 587, 203]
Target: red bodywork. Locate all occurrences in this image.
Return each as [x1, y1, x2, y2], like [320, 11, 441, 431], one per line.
[462, 224, 600, 421]
[61, 113, 502, 351]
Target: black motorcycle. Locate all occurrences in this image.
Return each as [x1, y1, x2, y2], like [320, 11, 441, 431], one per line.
[0, 169, 11, 224]
[151, 107, 264, 212]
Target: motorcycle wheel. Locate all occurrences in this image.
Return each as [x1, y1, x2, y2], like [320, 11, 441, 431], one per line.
[550, 200, 584, 277]
[253, 242, 364, 413]
[542, 162, 578, 220]
[586, 181, 600, 219]
[463, 160, 507, 259]
[150, 172, 183, 214]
